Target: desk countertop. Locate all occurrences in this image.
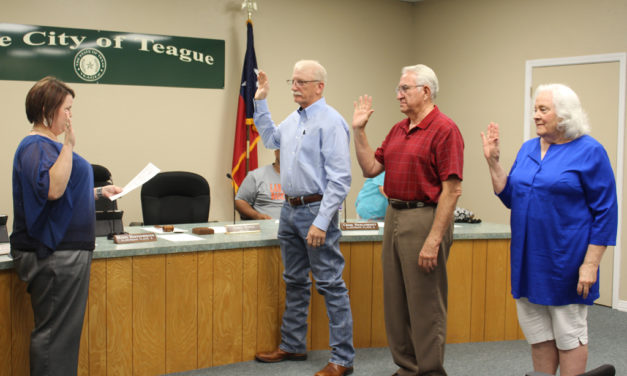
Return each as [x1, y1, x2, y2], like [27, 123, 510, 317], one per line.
[0, 221, 510, 270]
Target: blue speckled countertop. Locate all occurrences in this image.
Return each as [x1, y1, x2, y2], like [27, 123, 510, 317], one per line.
[0, 221, 510, 270]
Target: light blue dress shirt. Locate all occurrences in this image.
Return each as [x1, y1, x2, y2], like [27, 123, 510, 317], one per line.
[254, 97, 351, 230]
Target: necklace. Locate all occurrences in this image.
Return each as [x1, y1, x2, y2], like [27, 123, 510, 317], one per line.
[31, 125, 57, 141]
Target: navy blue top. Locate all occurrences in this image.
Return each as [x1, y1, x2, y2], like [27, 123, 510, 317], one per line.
[498, 135, 618, 306]
[11, 135, 95, 258]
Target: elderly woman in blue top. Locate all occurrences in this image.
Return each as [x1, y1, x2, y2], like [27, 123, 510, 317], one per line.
[10, 76, 121, 376]
[481, 83, 617, 376]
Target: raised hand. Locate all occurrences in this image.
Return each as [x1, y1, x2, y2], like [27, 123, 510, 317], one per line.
[481, 122, 500, 163]
[255, 70, 269, 100]
[352, 95, 375, 130]
[64, 112, 76, 148]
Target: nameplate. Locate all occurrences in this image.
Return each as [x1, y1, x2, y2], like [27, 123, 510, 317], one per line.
[225, 223, 261, 234]
[340, 222, 379, 231]
[113, 233, 157, 244]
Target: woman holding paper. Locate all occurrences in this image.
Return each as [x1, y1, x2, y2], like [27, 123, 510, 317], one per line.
[10, 76, 121, 375]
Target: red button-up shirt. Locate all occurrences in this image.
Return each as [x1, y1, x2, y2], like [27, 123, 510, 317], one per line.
[374, 106, 464, 203]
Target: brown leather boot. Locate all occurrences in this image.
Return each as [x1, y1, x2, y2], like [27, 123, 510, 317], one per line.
[254, 347, 307, 363]
[314, 362, 354, 376]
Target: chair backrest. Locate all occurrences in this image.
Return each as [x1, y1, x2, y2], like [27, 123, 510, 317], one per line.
[526, 364, 615, 376]
[92, 164, 117, 211]
[141, 171, 210, 225]
[580, 365, 616, 376]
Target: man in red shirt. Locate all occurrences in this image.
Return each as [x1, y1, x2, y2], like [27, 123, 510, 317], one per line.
[352, 64, 464, 376]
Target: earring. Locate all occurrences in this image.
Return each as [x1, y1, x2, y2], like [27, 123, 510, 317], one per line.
[43, 118, 49, 127]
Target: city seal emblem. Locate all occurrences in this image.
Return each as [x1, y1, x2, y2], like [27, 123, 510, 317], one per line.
[73, 48, 107, 82]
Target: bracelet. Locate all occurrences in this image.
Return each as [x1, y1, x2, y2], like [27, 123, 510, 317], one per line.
[96, 187, 104, 199]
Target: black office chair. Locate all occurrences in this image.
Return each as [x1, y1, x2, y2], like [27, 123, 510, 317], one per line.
[92, 164, 117, 212]
[526, 364, 615, 376]
[140, 171, 210, 225]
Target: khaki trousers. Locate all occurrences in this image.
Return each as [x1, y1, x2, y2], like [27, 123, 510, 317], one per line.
[382, 205, 453, 376]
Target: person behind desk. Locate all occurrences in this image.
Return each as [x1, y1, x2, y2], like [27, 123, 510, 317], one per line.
[355, 171, 387, 221]
[10, 76, 122, 376]
[235, 149, 284, 219]
[252, 60, 354, 376]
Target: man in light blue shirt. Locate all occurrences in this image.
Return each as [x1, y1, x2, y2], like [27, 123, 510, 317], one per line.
[252, 60, 354, 376]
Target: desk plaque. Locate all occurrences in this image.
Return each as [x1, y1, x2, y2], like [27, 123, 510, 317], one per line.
[113, 233, 157, 244]
[225, 223, 261, 234]
[340, 222, 379, 231]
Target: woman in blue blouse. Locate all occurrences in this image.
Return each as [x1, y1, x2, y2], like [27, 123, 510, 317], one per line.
[481, 84, 617, 376]
[10, 77, 121, 376]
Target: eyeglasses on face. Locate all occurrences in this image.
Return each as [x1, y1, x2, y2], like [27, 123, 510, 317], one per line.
[395, 84, 424, 95]
[286, 79, 320, 87]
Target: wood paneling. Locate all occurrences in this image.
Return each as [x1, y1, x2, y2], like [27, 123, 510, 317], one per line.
[197, 251, 214, 369]
[212, 249, 243, 366]
[242, 247, 258, 360]
[447, 241, 473, 343]
[370, 243, 388, 347]
[350, 242, 374, 348]
[133, 255, 166, 375]
[484, 239, 510, 341]
[256, 246, 281, 352]
[469, 240, 488, 342]
[3, 239, 523, 375]
[165, 252, 198, 373]
[11, 271, 32, 375]
[86, 260, 107, 375]
[0, 271, 13, 375]
[106, 258, 132, 375]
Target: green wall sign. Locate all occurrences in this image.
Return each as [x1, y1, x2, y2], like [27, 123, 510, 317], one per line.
[0, 23, 225, 89]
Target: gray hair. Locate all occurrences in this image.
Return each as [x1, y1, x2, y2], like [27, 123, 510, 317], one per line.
[534, 84, 590, 140]
[294, 60, 327, 83]
[402, 64, 439, 100]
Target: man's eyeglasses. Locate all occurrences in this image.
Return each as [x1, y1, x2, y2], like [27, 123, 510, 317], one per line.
[395, 84, 424, 95]
[286, 79, 320, 87]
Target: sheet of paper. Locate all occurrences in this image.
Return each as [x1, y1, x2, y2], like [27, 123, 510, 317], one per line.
[0, 243, 10, 256]
[109, 162, 160, 201]
[158, 234, 204, 242]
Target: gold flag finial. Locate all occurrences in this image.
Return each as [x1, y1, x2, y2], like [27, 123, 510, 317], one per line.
[241, 0, 258, 21]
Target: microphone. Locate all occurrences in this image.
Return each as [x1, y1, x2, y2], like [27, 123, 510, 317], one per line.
[226, 173, 236, 224]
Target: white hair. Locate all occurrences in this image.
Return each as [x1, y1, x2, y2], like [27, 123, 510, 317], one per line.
[294, 60, 327, 83]
[534, 83, 590, 140]
[402, 64, 439, 100]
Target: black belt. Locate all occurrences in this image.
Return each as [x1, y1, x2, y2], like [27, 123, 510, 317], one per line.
[388, 198, 435, 210]
[286, 194, 323, 207]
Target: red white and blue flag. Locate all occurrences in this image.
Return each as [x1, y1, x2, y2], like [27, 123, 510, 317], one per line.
[231, 20, 260, 193]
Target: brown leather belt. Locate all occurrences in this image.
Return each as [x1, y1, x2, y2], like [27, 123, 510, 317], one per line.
[286, 194, 323, 206]
[388, 198, 435, 210]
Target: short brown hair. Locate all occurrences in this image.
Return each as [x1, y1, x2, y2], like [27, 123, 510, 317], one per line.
[25, 76, 75, 126]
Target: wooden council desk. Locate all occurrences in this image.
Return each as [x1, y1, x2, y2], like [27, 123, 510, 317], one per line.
[0, 221, 522, 375]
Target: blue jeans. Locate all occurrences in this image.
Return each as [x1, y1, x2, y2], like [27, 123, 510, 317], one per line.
[277, 201, 355, 367]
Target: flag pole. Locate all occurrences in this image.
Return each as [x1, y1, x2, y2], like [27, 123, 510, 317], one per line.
[242, 0, 258, 174]
[232, 0, 260, 193]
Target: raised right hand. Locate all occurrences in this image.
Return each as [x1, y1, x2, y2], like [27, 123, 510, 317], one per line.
[64, 113, 76, 148]
[352, 95, 375, 130]
[480, 122, 500, 163]
[255, 70, 269, 100]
